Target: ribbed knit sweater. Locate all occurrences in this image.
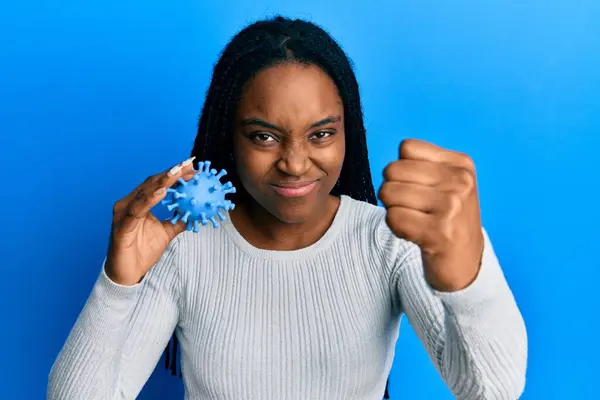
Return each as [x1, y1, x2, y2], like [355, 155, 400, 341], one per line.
[47, 195, 527, 400]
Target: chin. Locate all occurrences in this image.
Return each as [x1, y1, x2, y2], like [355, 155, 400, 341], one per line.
[268, 198, 315, 224]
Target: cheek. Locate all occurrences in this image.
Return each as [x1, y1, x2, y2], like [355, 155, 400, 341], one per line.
[233, 139, 274, 186]
[320, 135, 346, 175]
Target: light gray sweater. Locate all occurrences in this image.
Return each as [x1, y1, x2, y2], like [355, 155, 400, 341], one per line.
[47, 195, 527, 400]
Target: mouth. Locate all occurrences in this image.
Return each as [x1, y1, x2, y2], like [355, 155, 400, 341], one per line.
[270, 181, 318, 198]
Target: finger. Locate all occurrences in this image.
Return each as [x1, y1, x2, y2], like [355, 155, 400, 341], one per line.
[379, 181, 446, 214]
[113, 174, 158, 218]
[383, 160, 473, 192]
[181, 171, 197, 180]
[385, 206, 431, 246]
[382, 159, 450, 187]
[116, 167, 200, 234]
[153, 157, 197, 192]
[399, 139, 475, 171]
[162, 218, 187, 241]
[113, 157, 196, 221]
[117, 186, 169, 234]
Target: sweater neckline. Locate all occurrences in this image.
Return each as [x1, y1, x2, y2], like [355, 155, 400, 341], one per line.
[221, 195, 351, 261]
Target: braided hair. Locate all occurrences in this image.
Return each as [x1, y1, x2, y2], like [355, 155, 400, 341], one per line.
[165, 15, 390, 398]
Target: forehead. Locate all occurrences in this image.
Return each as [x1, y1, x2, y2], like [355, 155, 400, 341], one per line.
[237, 62, 343, 124]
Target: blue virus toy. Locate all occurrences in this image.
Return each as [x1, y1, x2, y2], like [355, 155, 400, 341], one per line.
[161, 160, 236, 231]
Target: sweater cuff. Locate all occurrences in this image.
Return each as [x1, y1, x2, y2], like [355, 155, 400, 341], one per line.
[84, 261, 142, 323]
[431, 228, 506, 314]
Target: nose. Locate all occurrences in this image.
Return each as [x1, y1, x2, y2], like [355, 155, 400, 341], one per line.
[276, 143, 311, 177]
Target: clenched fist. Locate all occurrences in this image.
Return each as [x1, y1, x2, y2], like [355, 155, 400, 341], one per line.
[379, 139, 485, 292]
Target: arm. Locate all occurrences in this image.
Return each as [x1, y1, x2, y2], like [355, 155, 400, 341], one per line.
[47, 240, 182, 400]
[392, 229, 527, 399]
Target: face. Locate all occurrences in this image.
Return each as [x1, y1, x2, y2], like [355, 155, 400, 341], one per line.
[233, 62, 345, 223]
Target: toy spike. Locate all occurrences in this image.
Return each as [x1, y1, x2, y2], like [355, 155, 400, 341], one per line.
[200, 212, 208, 226]
[215, 169, 227, 180]
[162, 160, 236, 231]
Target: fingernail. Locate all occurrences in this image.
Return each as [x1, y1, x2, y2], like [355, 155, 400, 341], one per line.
[168, 165, 182, 176]
[154, 188, 165, 196]
[182, 156, 196, 166]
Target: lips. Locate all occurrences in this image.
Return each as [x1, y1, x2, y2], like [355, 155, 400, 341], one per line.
[270, 181, 317, 198]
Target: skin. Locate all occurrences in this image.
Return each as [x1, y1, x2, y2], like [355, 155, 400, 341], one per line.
[105, 61, 484, 293]
[229, 62, 345, 251]
[379, 140, 484, 291]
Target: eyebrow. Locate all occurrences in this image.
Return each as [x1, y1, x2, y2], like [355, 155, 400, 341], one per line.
[310, 116, 341, 129]
[241, 115, 342, 131]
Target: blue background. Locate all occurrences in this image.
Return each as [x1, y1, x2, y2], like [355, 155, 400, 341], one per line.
[1, 0, 598, 398]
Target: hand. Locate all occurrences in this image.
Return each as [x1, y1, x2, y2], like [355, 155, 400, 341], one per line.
[105, 157, 197, 286]
[379, 139, 485, 292]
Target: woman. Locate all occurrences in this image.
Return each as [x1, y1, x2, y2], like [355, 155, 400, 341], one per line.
[48, 16, 527, 400]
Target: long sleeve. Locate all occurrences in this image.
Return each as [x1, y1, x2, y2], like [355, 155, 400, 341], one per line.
[388, 228, 528, 399]
[47, 240, 183, 400]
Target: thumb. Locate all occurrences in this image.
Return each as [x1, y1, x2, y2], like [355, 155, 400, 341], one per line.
[162, 218, 187, 241]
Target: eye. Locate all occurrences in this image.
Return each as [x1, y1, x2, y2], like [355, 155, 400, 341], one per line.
[310, 131, 333, 140]
[249, 133, 277, 143]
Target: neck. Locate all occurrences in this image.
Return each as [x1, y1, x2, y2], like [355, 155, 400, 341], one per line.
[230, 195, 341, 251]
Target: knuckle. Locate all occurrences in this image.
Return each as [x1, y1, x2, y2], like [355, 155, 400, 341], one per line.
[382, 162, 400, 181]
[158, 173, 169, 186]
[399, 139, 415, 157]
[465, 172, 476, 192]
[459, 153, 476, 171]
[134, 189, 147, 202]
[447, 193, 463, 215]
[378, 183, 392, 204]
[458, 168, 475, 190]
[385, 210, 400, 232]
[437, 220, 455, 242]
[450, 167, 474, 193]
[382, 164, 392, 181]
[127, 205, 139, 218]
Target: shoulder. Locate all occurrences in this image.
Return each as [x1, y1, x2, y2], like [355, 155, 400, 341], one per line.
[341, 195, 419, 270]
[170, 221, 225, 255]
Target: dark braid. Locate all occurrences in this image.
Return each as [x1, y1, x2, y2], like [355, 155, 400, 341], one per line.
[165, 15, 389, 398]
[189, 15, 377, 204]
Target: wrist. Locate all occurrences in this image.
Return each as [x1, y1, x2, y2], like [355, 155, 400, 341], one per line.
[104, 261, 143, 287]
[427, 233, 485, 292]
[426, 263, 481, 292]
